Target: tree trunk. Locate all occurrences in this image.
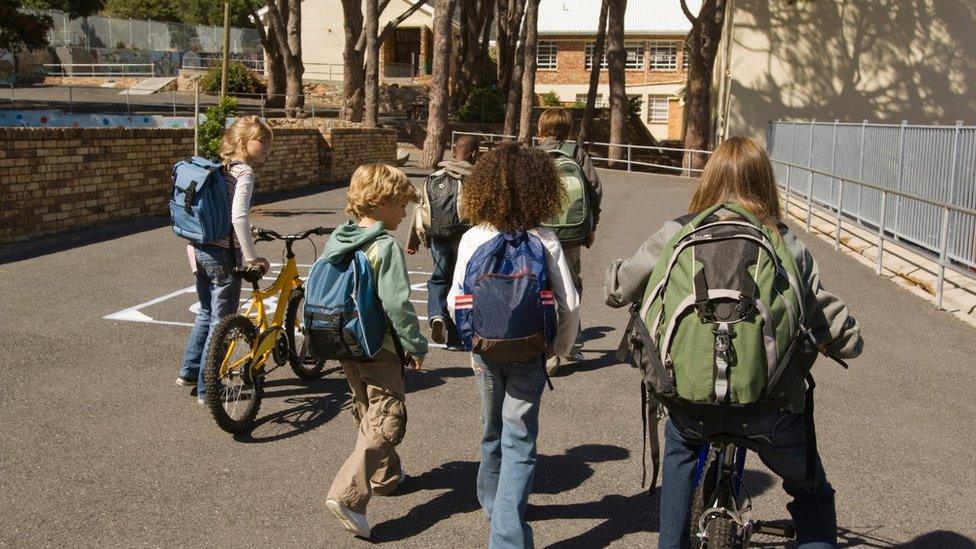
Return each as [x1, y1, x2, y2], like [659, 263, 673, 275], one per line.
[502, 11, 527, 138]
[363, 0, 379, 127]
[578, 0, 609, 144]
[420, 0, 457, 168]
[453, 0, 494, 103]
[606, 0, 627, 166]
[243, 0, 286, 108]
[284, 0, 304, 116]
[340, 0, 365, 121]
[681, 0, 726, 171]
[496, 0, 526, 101]
[518, 0, 540, 143]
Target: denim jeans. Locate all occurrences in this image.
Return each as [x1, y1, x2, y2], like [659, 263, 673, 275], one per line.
[658, 410, 837, 549]
[178, 244, 242, 398]
[473, 354, 547, 549]
[428, 235, 462, 345]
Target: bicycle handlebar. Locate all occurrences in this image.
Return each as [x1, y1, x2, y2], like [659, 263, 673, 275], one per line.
[253, 226, 329, 242]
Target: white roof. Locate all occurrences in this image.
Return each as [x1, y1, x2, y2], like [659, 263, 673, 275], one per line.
[537, 0, 701, 35]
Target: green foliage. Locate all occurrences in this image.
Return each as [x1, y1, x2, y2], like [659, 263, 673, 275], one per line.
[23, 0, 103, 18]
[104, 0, 181, 21]
[539, 90, 561, 107]
[199, 62, 264, 96]
[627, 95, 643, 118]
[456, 85, 505, 124]
[103, 0, 252, 27]
[198, 96, 238, 161]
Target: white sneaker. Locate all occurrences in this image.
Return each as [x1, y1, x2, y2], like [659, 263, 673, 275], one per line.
[430, 317, 447, 345]
[546, 355, 562, 375]
[326, 499, 371, 538]
[175, 376, 196, 387]
[371, 468, 407, 494]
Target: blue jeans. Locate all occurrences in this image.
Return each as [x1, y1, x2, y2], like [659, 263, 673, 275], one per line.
[474, 354, 547, 549]
[658, 410, 837, 549]
[428, 235, 461, 345]
[178, 244, 242, 398]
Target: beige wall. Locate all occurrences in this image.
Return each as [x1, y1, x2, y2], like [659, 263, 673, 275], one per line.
[720, 0, 976, 144]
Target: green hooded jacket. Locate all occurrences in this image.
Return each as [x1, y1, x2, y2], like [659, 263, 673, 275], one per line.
[324, 220, 428, 358]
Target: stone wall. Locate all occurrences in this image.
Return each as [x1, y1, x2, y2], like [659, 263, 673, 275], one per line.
[0, 126, 324, 246]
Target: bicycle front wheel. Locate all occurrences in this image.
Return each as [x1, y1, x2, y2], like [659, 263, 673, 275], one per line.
[204, 314, 264, 434]
[285, 287, 326, 380]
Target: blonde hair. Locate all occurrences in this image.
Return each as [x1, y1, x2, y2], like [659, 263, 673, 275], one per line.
[537, 108, 573, 140]
[345, 163, 419, 219]
[688, 136, 782, 226]
[219, 116, 273, 166]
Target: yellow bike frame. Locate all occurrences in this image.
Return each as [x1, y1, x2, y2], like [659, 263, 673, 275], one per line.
[220, 256, 304, 378]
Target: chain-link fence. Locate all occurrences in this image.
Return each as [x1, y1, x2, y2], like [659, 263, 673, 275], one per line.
[42, 10, 261, 54]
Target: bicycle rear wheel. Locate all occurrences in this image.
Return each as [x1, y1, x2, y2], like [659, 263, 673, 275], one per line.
[691, 447, 720, 548]
[284, 288, 326, 380]
[204, 314, 264, 434]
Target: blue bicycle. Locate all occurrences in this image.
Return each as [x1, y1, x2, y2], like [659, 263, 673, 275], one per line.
[690, 442, 796, 548]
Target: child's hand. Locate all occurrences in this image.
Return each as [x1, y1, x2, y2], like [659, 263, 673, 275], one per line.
[250, 257, 271, 274]
[406, 246, 417, 255]
[585, 231, 596, 248]
[408, 355, 424, 370]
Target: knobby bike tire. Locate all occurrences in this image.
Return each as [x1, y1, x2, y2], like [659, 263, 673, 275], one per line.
[284, 288, 327, 380]
[691, 448, 725, 548]
[204, 314, 263, 434]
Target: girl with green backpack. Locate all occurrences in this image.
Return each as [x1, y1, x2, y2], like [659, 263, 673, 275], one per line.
[604, 137, 863, 548]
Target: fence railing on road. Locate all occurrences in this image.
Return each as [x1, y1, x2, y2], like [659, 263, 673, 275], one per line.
[451, 131, 711, 175]
[44, 63, 156, 77]
[768, 119, 976, 305]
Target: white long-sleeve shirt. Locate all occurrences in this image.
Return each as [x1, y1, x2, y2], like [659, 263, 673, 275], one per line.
[212, 162, 258, 261]
[447, 225, 581, 358]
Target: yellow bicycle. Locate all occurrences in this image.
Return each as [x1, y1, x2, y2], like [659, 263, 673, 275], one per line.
[203, 226, 329, 434]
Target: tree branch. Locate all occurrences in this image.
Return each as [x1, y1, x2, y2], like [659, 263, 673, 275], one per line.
[377, 0, 429, 46]
[680, 0, 698, 24]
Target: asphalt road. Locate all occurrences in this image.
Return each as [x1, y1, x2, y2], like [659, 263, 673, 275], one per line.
[1, 167, 975, 548]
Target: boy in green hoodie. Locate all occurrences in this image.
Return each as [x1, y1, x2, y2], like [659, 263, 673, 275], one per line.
[325, 163, 428, 539]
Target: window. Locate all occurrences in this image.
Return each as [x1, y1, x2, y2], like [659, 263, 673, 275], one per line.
[649, 41, 679, 70]
[585, 42, 645, 70]
[682, 43, 690, 70]
[575, 93, 605, 107]
[647, 95, 670, 123]
[536, 41, 558, 69]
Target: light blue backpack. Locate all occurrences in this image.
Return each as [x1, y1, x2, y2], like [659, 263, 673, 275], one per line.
[303, 250, 394, 361]
[170, 156, 231, 244]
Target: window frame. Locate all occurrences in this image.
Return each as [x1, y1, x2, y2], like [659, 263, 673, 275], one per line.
[585, 41, 645, 71]
[536, 40, 558, 70]
[649, 40, 679, 71]
[647, 95, 670, 124]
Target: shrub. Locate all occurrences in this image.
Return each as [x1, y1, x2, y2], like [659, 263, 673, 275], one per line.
[456, 85, 505, 123]
[627, 95, 643, 118]
[198, 96, 239, 161]
[539, 90, 561, 107]
[198, 62, 264, 96]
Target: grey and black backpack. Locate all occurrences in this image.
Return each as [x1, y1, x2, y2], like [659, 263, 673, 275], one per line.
[423, 170, 469, 240]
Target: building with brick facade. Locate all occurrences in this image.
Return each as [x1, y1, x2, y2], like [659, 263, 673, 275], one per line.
[534, 0, 700, 141]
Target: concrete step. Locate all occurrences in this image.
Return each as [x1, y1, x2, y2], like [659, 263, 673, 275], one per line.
[121, 77, 176, 95]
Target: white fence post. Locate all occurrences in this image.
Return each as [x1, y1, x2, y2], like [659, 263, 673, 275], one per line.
[806, 122, 815, 232]
[856, 119, 867, 223]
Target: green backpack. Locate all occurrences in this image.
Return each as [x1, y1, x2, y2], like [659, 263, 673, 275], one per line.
[618, 203, 838, 491]
[541, 142, 593, 244]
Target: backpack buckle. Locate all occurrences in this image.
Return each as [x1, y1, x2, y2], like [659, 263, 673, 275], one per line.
[696, 300, 716, 323]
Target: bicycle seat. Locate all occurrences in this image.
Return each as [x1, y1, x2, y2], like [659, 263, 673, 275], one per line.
[233, 266, 265, 283]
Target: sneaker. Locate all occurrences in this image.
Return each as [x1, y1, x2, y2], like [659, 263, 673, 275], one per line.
[175, 376, 196, 387]
[546, 355, 562, 376]
[430, 317, 447, 345]
[326, 499, 371, 538]
[445, 343, 466, 352]
[196, 395, 206, 406]
[566, 349, 585, 362]
[371, 468, 407, 495]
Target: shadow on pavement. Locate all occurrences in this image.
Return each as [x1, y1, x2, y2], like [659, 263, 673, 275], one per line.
[552, 348, 628, 376]
[404, 366, 473, 394]
[534, 444, 629, 495]
[234, 371, 349, 444]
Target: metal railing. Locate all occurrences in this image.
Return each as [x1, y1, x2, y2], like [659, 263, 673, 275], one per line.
[382, 62, 416, 79]
[181, 56, 265, 73]
[768, 119, 976, 304]
[303, 63, 345, 83]
[44, 63, 156, 77]
[451, 131, 711, 174]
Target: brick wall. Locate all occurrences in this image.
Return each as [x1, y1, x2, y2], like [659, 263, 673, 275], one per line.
[324, 127, 398, 182]
[534, 37, 688, 87]
[0, 126, 328, 246]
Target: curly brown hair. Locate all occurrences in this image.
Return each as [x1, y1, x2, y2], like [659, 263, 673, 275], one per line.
[461, 142, 565, 232]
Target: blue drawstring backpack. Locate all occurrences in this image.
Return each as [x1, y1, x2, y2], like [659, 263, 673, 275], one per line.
[454, 231, 557, 363]
[303, 249, 391, 361]
[170, 156, 232, 245]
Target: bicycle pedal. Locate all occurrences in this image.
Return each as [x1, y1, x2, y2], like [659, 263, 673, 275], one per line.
[754, 521, 794, 538]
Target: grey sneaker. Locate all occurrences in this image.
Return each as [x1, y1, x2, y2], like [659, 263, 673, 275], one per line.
[566, 350, 585, 362]
[176, 376, 196, 387]
[326, 499, 371, 538]
[196, 395, 206, 406]
[430, 317, 447, 345]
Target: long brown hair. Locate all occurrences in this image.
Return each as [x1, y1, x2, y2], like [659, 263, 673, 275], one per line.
[462, 142, 564, 232]
[688, 136, 782, 225]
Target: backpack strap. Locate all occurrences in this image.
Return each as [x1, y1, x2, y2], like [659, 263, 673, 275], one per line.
[803, 373, 818, 487]
[222, 162, 238, 269]
[641, 380, 662, 493]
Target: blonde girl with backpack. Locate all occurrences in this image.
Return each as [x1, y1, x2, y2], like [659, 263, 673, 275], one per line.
[604, 137, 863, 548]
[176, 116, 271, 405]
[447, 143, 580, 549]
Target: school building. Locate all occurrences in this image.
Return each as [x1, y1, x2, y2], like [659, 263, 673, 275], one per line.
[533, 0, 701, 141]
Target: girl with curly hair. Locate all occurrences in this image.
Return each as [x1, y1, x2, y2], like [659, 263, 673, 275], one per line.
[447, 142, 580, 548]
